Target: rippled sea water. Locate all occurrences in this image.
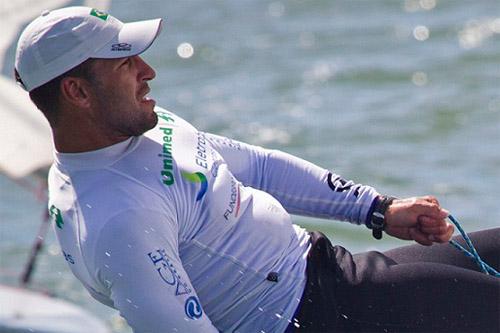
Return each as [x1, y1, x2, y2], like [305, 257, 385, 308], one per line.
[1, 0, 499, 331]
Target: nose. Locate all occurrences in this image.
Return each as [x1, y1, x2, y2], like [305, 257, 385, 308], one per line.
[135, 56, 156, 81]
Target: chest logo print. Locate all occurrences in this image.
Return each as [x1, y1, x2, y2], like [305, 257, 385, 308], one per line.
[182, 171, 207, 201]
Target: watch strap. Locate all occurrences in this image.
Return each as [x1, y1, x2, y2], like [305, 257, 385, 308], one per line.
[367, 195, 396, 240]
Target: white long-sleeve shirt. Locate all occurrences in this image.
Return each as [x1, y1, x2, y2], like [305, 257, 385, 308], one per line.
[48, 107, 378, 332]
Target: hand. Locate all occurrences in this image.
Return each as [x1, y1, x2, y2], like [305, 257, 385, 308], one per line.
[384, 196, 454, 246]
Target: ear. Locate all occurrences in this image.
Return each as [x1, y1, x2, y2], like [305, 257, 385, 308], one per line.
[60, 76, 93, 108]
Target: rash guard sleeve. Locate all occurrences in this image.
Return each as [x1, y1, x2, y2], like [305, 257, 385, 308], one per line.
[92, 209, 219, 333]
[204, 133, 379, 225]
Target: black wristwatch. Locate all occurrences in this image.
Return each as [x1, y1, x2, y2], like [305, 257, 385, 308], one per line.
[366, 195, 396, 240]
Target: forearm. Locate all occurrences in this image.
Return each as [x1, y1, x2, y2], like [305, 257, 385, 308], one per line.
[206, 132, 379, 225]
[256, 148, 379, 224]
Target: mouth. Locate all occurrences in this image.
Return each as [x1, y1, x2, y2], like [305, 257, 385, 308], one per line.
[139, 86, 156, 106]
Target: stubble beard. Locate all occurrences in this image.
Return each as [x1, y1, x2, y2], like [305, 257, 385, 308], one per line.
[94, 89, 158, 138]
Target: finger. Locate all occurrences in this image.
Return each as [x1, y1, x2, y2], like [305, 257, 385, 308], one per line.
[418, 215, 448, 228]
[418, 216, 448, 235]
[422, 196, 439, 205]
[436, 223, 455, 242]
[420, 206, 449, 221]
[428, 223, 455, 243]
[409, 227, 433, 246]
[420, 224, 447, 235]
[415, 201, 449, 220]
[445, 223, 455, 240]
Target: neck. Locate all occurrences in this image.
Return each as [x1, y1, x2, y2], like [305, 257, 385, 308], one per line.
[52, 111, 129, 153]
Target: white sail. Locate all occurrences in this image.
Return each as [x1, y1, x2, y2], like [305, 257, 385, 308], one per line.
[0, 75, 53, 178]
[0, 0, 111, 179]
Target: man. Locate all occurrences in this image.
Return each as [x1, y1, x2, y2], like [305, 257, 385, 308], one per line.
[15, 6, 499, 333]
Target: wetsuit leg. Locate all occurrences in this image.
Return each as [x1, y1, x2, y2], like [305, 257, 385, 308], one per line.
[383, 227, 500, 272]
[335, 228, 500, 333]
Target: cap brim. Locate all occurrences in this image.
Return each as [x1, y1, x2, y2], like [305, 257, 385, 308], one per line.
[92, 18, 163, 58]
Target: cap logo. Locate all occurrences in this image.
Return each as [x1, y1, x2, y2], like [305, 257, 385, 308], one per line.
[90, 8, 109, 21]
[111, 43, 132, 51]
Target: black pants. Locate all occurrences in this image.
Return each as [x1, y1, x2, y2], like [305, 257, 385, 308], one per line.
[290, 228, 500, 333]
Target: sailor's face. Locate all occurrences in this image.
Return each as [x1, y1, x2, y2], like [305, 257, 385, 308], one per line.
[89, 56, 158, 137]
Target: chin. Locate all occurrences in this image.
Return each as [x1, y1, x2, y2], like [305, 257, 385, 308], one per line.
[126, 111, 158, 137]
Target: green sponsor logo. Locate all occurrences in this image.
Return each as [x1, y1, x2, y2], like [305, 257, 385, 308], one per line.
[49, 205, 64, 229]
[182, 171, 208, 201]
[90, 8, 109, 21]
[159, 126, 175, 186]
[157, 111, 177, 186]
[157, 112, 175, 123]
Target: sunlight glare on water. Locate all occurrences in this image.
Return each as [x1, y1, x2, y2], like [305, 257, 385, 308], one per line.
[177, 42, 194, 59]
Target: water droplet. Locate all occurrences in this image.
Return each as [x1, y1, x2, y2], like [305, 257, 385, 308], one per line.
[105, 252, 111, 257]
[86, 203, 92, 208]
[48, 244, 60, 256]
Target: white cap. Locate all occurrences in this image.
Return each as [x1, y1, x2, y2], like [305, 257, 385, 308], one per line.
[15, 6, 163, 91]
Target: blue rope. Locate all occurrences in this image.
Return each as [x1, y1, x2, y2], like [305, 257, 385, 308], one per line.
[447, 214, 500, 278]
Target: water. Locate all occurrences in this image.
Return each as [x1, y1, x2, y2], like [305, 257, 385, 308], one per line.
[1, 0, 499, 331]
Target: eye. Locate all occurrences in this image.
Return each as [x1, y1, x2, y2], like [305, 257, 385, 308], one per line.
[120, 58, 131, 68]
